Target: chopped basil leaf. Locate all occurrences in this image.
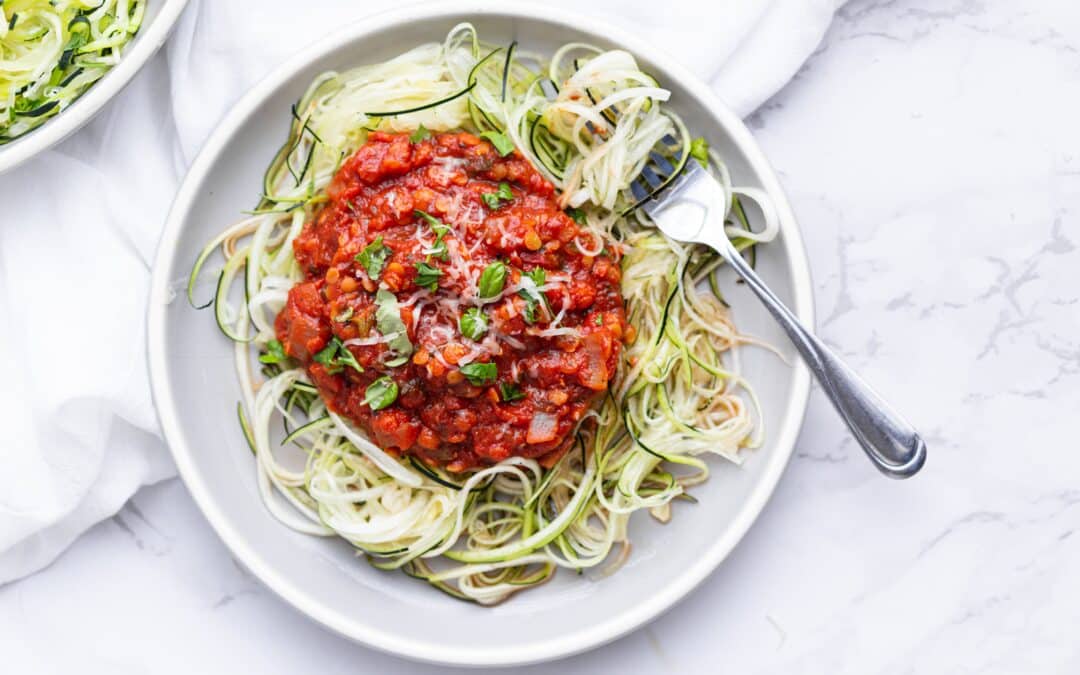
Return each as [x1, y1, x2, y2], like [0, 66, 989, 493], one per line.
[258, 339, 287, 364]
[479, 130, 515, 156]
[384, 355, 409, 368]
[459, 307, 488, 341]
[498, 382, 526, 402]
[524, 268, 546, 286]
[414, 209, 444, 228]
[522, 301, 538, 324]
[334, 307, 354, 323]
[313, 342, 340, 373]
[518, 268, 548, 325]
[459, 362, 497, 386]
[415, 261, 442, 291]
[409, 124, 430, 143]
[374, 289, 414, 359]
[364, 376, 399, 411]
[415, 210, 451, 261]
[594, 314, 604, 326]
[313, 337, 363, 374]
[481, 182, 514, 210]
[334, 340, 363, 373]
[429, 238, 449, 261]
[355, 235, 391, 279]
[566, 207, 587, 224]
[689, 137, 710, 168]
[477, 261, 508, 299]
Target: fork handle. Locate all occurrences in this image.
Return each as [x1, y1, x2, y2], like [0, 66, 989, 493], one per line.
[710, 234, 926, 478]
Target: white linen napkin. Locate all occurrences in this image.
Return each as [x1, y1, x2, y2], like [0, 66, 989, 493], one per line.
[0, 0, 845, 583]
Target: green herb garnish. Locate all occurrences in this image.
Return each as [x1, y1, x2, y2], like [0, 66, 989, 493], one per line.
[518, 268, 548, 325]
[415, 210, 450, 261]
[258, 339, 287, 364]
[374, 289, 414, 359]
[414, 209, 444, 228]
[566, 207, 587, 224]
[459, 362, 498, 386]
[415, 261, 442, 291]
[481, 182, 514, 210]
[498, 382, 526, 402]
[313, 343, 341, 373]
[409, 124, 431, 143]
[477, 261, 508, 299]
[313, 337, 363, 375]
[479, 130, 515, 156]
[364, 376, 399, 411]
[459, 307, 488, 341]
[355, 235, 391, 279]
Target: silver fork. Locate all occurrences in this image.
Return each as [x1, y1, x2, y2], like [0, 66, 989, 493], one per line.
[634, 160, 926, 478]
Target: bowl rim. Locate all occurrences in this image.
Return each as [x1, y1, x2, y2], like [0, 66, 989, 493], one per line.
[147, 1, 814, 666]
[0, 0, 192, 176]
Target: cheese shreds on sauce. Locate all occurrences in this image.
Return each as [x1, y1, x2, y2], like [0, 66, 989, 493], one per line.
[276, 132, 628, 471]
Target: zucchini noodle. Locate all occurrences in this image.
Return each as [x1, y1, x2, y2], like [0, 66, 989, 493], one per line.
[0, 0, 145, 143]
[189, 24, 780, 604]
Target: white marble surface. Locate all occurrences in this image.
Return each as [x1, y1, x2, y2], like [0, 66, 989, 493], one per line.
[3, 0, 1079, 672]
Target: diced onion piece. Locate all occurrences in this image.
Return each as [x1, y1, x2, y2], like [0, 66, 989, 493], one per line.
[578, 334, 609, 390]
[526, 413, 558, 444]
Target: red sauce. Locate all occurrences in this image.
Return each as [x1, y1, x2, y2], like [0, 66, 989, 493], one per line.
[276, 132, 628, 471]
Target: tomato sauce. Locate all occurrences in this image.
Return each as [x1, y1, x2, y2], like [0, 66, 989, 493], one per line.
[276, 131, 628, 471]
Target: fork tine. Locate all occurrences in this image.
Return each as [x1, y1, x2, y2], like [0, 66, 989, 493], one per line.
[621, 135, 705, 216]
[629, 178, 651, 202]
[640, 164, 664, 189]
[636, 161, 705, 216]
[649, 150, 675, 176]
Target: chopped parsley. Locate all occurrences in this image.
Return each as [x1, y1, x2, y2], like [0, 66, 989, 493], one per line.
[355, 235, 391, 279]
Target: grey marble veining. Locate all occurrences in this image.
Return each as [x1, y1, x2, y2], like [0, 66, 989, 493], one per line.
[2, 0, 1078, 672]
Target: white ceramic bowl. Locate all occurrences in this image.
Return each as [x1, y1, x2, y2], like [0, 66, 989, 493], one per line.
[0, 0, 190, 175]
[148, 2, 814, 667]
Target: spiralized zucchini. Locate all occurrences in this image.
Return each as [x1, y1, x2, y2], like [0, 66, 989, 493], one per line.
[0, 0, 145, 143]
[190, 23, 780, 604]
